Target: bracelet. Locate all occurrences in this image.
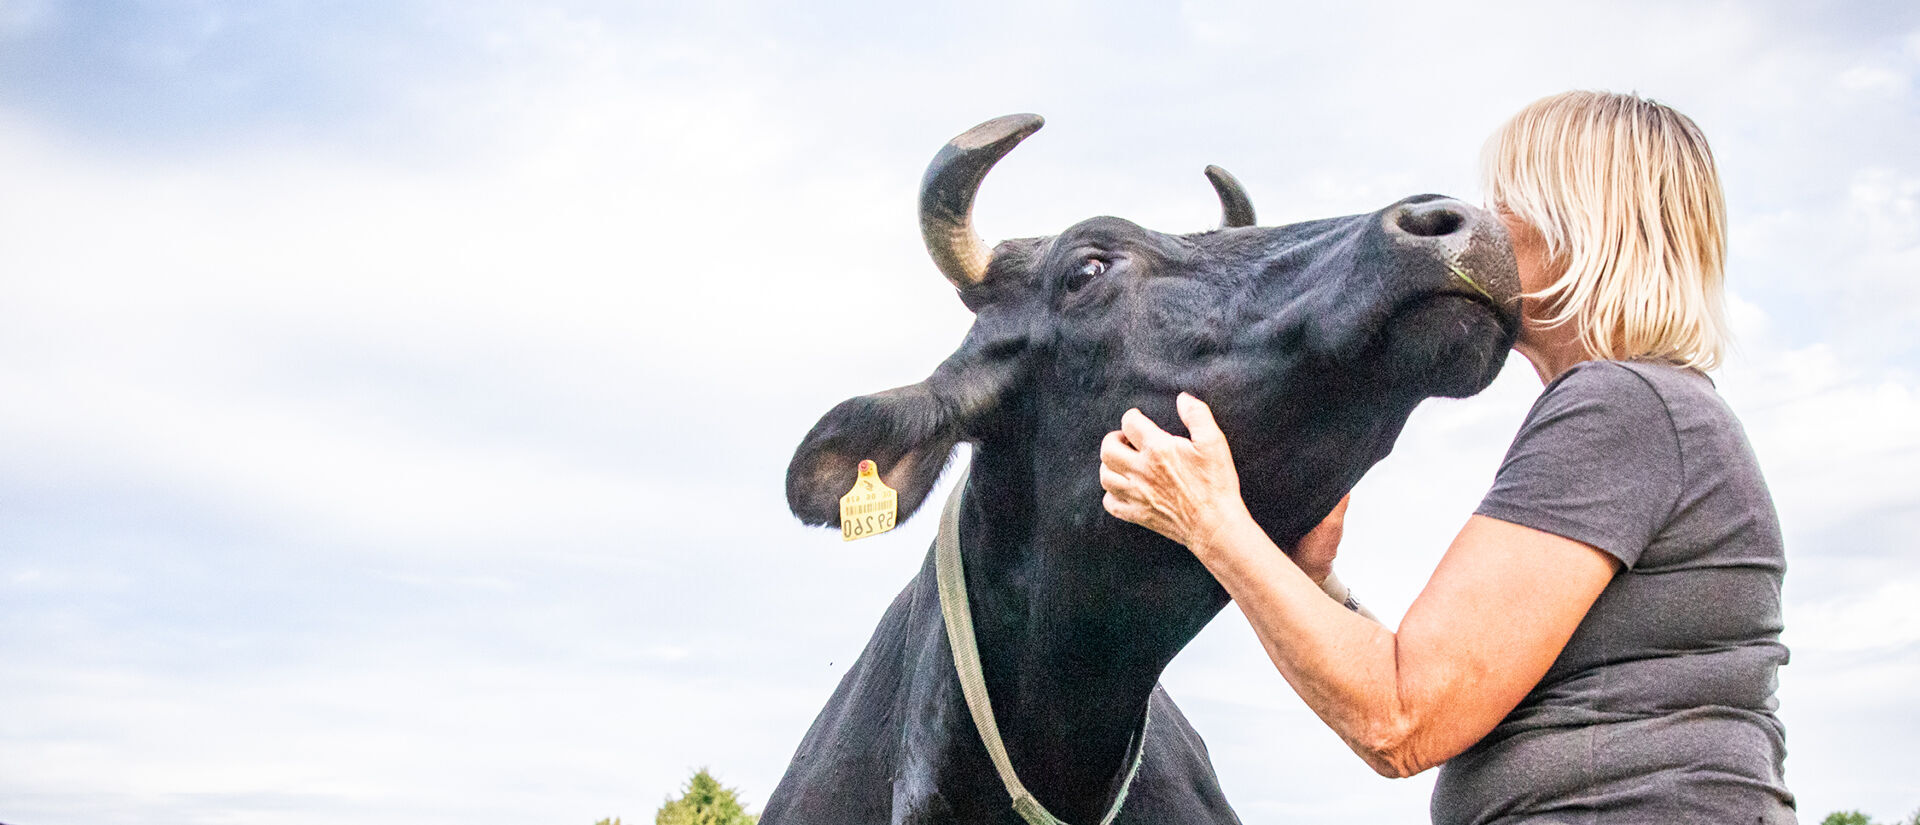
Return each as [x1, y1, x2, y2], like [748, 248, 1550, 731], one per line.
[1318, 570, 1352, 604]
[1318, 571, 1380, 622]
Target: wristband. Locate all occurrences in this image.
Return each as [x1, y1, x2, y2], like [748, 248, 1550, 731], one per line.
[1318, 570, 1351, 603]
[1317, 571, 1380, 622]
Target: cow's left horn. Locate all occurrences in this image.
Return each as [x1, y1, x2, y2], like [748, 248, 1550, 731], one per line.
[920, 114, 1045, 289]
[1205, 165, 1257, 228]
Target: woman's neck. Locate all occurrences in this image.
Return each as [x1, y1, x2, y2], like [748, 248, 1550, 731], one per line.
[1514, 319, 1592, 384]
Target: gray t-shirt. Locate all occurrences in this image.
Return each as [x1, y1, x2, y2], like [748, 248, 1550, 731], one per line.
[1430, 360, 1794, 825]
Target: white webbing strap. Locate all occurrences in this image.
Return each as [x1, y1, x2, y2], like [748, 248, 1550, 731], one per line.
[933, 467, 1146, 825]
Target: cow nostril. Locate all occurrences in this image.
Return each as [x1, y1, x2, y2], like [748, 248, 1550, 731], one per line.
[1394, 204, 1466, 238]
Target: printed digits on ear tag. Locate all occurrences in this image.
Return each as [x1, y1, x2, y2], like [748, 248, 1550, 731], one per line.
[839, 459, 899, 542]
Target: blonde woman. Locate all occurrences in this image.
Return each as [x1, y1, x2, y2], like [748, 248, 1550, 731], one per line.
[1099, 91, 1794, 823]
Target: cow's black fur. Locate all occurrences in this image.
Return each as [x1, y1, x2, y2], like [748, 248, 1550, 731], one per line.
[769, 124, 1520, 824]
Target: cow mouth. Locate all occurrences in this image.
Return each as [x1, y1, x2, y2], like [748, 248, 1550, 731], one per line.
[1390, 288, 1518, 344]
[1465, 291, 1521, 347]
[1374, 290, 1519, 397]
[1442, 254, 1521, 335]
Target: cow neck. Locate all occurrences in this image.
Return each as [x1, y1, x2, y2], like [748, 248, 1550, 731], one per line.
[937, 461, 1148, 825]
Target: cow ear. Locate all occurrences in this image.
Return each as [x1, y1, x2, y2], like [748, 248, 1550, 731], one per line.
[786, 318, 1030, 528]
[785, 383, 962, 528]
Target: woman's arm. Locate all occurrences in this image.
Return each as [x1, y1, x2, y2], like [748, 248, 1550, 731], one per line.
[1100, 394, 1618, 777]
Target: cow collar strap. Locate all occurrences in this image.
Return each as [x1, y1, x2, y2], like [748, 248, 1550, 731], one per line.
[934, 467, 1148, 825]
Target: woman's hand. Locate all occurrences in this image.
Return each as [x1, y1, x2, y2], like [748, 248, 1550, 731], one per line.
[1099, 392, 1254, 556]
[1293, 494, 1350, 586]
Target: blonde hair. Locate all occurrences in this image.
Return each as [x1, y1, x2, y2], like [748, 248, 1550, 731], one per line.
[1481, 90, 1730, 370]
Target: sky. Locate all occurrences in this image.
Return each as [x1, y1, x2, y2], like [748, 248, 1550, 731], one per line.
[1, 1, 1916, 823]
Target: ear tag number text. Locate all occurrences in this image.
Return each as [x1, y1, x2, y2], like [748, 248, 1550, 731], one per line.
[839, 459, 899, 542]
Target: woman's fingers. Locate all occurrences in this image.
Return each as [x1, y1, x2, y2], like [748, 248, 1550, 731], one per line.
[1101, 428, 1163, 531]
[1098, 395, 1256, 550]
[1102, 488, 1160, 534]
[1177, 392, 1237, 468]
[1176, 392, 1223, 446]
[1119, 407, 1164, 450]
[1100, 429, 1140, 471]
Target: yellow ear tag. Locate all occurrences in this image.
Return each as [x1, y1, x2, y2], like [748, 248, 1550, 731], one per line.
[839, 459, 899, 541]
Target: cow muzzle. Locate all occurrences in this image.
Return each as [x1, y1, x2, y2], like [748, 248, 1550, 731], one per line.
[1382, 196, 1522, 330]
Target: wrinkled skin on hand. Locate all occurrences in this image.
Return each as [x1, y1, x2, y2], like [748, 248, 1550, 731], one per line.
[1101, 392, 1349, 582]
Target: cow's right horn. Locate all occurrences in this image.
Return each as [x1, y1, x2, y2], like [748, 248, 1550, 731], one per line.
[919, 114, 1045, 290]
[1205, 165, 1257, 228]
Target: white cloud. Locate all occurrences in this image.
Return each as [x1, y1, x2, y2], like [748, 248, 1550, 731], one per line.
[1846, 168, 1920, 280]
[1838, 64, 1909, 95]
[1717, 295, 1920, 542]
[0, 0, 55, 34]
[1786, 579, 1920, 653]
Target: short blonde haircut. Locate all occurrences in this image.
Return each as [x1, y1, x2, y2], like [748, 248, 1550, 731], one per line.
[1481, 90, 1730, 370]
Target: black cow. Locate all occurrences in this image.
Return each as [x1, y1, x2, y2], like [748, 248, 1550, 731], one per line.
[768, 114, 1519, 825]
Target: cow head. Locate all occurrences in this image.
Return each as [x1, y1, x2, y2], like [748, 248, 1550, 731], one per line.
[788, 114, 1518, 557]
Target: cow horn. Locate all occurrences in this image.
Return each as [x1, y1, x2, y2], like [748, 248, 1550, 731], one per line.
[1204, 165, 1257, 228]
[920, 114, 1045, 289]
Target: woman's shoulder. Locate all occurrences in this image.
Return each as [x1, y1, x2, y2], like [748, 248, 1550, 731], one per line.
[1533, 359, 1758, 481]
[1549, 357, 1703, 390]
[1540, 359, 1721, 419]
[1525, 360, 1674, 425]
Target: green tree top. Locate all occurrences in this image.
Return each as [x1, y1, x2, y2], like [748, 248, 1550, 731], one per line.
[1821, 809, 1920, 825]
[656, 769, 759, 825]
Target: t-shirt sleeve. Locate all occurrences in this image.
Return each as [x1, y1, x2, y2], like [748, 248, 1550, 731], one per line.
[1475, 362, 1684, 568]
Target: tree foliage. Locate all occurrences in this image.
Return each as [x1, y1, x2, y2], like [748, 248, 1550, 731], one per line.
[1821, 809, 1920, 825]
[655, 769, 759, 825]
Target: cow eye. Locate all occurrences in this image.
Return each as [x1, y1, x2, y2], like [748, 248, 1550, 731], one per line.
[1066, 257, 1107, 291]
